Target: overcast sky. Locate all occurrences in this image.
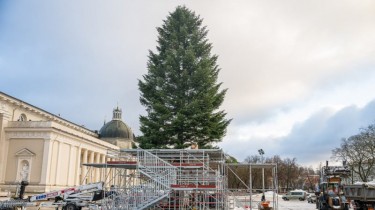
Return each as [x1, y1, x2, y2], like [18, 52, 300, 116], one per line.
[1, 0, 375, 168]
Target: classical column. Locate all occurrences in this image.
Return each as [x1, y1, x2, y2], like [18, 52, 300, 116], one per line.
[94, 152, 100, 182]
[109, 158, 114, 186]
[100, 154, 106, 182]
[66, 144, 72, 186]
[105, 156, 111, 187]
[88, 151, 94, 183]
[0, 113, 10, 184]
[75, 146, 82, 186]
[82, 149, 88, 184]
[54, 141, 61, 185]
[40, 138, 52, 185]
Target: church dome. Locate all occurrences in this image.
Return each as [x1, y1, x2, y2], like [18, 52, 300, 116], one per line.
[99, 107, 133, 139]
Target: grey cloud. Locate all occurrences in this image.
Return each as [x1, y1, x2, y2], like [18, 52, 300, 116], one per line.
[221, 100, 375, 167]
[278, 100, 375, 166]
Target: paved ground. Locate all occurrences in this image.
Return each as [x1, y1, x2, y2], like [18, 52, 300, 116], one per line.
[233, 192, 353, 210]
[277, 199, 318, 210]
[234, 194, 318, 210]
[2, 194, 352, 210]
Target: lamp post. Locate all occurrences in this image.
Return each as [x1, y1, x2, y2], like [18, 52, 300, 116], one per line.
[258, 149, 265, 201]
[258, 149, 264, 163]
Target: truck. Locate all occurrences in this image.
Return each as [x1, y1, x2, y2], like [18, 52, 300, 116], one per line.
[30, 181, 105, 210]
[343, 182, 375, 210]
[316, 162, 351, 210]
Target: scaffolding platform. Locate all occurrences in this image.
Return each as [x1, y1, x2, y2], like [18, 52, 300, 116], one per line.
[80, 148, 278, 210]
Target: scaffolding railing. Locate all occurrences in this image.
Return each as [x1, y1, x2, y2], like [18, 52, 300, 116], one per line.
[0, 200, 36, 209]
[226, 162, 279, 210]
[136, 149, 177, 188]
[143, 149, 226, 210]
[86, 148, 278, 210]
[102, 179, 170, 210]
[100, 149, 177, 210]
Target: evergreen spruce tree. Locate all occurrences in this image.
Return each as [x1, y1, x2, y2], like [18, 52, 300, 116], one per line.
[138, 6, 231, 149]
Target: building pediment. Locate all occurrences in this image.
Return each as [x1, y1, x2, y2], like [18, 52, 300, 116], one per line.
[15, 148, 35, 157]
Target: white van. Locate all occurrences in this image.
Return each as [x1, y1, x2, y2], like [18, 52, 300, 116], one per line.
[282, 190, 307, 201]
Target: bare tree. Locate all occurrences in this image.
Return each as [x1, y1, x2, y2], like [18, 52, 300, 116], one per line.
[283, 158, 298, 191]
[244, 155, 262, 190]
[304, 167, 317, 191]
[227, 154, 318, 193]
[332, 125, 375, 182]
[227, 165, 249, 189]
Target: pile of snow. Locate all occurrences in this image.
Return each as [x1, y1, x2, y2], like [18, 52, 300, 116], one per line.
[264, 191, 279, 196]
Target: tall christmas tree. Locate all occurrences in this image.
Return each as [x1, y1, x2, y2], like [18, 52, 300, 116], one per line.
[138, 6, 231, 149]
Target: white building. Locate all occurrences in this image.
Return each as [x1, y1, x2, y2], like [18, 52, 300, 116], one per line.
[0, 92, 134, 194]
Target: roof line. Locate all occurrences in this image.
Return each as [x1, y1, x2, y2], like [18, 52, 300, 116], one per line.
[0, 91, 97, 134]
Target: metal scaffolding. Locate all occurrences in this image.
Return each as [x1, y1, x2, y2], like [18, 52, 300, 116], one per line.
[226, 163, 279, 209]
[81, 148, 278, 210]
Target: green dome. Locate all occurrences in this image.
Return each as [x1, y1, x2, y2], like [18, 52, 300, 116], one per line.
[99, 120, 132, 138]
[99, 107, 133, 139]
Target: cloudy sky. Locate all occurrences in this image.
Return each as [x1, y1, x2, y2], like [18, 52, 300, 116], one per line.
[1, 0, 375, 168]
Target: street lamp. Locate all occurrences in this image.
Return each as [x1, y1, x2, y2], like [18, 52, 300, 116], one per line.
[258, 149, 265, 200]
[258, 149, 264, 163]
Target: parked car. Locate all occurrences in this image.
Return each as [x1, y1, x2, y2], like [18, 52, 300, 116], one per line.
[282, 190, 307, 201]
[307, 193, 317, 203]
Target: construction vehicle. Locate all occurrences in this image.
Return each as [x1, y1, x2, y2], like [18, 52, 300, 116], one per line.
[343, 182, 375, 210]
[316, 161, 351, 210]
[0, 182, 105, 210]
[30, 181, 105, 210]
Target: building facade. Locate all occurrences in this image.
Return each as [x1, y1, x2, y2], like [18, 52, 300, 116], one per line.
[0, 92, 134, 194]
